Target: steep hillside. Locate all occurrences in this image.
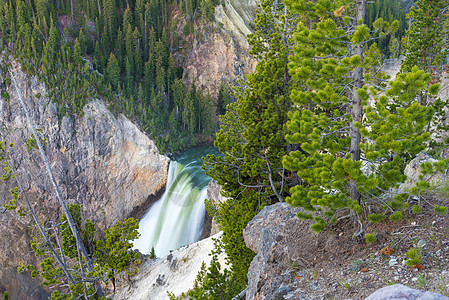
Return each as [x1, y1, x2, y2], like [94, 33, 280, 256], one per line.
[114, 233, 226, 299]
[0, 62, 169, 299]
[176, 0, 258, 98]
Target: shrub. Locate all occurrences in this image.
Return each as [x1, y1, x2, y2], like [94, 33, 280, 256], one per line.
[405, 248, 422, 267]
[365, 233, 377, 244]
[412, 204, 422, 214]
[434, 205, 448, 216]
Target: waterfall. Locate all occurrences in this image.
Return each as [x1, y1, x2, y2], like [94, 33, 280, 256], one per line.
[133, 159, 210, 257]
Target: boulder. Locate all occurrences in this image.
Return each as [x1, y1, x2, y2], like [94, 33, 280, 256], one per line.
[401, 152, 444, 191]
[243, 203, 318, 300]
[365, 284, 449, 300]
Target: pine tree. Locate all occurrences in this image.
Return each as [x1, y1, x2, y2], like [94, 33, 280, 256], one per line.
[103, 0, 116, 48]
[199, 93, 215, 135]
[106, 53, 120, 89]
[133, 26, 143, 78]
[401, 0, 448, 106]
[401, 0, 448, 75]
[217, 82, 231, 115]
[203, 0, 296, 285]
[283, 0, 436, 234]
[172, 78, 186, 123]
[73, 38, 82, 66]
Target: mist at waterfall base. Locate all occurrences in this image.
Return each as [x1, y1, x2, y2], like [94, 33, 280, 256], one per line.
[133, 146, 220, 257]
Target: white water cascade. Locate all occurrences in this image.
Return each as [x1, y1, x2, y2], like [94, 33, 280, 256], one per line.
[133, 148, 214, 256]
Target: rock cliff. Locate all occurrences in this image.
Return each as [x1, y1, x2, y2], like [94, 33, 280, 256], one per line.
[0, 64, 169, 299]
[178, 0, 258, 98]
[205, 180, 227, 236]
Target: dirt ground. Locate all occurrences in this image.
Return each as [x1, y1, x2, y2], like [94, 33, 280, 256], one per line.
[291, 193, 449, 299]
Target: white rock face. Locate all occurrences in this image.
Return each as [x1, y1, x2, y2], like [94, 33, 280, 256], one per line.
[114, 232, 226, 300]
[401, 152, 442, 191]
[206, 180, 228, 235]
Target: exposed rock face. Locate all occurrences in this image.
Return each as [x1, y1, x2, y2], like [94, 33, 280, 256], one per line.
[181, 0, 258, 98]
[0, 65, 169, 298]
[365, 284, 449, 300]
[205, 180, 227, 236]
[243, 203, 318, 300]
[114, 232, 226, 300]
[401, 152, 443, 191]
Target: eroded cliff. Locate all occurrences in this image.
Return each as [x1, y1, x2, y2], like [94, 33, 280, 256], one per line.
[0, 63, 169, 299]
[176, 0, 258, 98]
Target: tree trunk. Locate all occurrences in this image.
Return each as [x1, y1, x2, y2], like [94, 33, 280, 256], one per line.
[349, 0, 366, 205]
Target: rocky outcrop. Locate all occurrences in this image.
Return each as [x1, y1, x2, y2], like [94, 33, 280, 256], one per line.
[243, 203, 317, 300]
[0, 64, 169, 298]
[401, 152, 445, 191]
[365, 284, 449, 300]
[114, 232, 226, 300]
[179, 0, 258, 98]
[243, 203, 449, 300]
[205, 180, 228, 236]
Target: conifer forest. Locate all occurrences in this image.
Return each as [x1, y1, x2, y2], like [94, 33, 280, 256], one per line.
[1, 0, 449, 299]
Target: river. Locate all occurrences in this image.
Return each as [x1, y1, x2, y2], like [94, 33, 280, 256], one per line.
[133, 145, 220, 256]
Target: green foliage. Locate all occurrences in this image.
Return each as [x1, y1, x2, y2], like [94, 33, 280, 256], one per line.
[1, 91, 9, 100]
[434, 205, 448, 216]
[388, 211, 403, 222]
[149, 246, 157, 259]
[95, 218, 141, 279]
[405, 248, 422, 267]
[25, 128, 47, 152]
[365, 0, 408, 58]
[60, 204, 95, 259]
[106, 53, 120, 89]
[203, 0, 296, 284]
[217, 82, 231, 115]
[365, 233, 377, 244]
[25, 202, 140, 298]
[3, 291, 8, 300]
[284, 0, 434, 233]
[17, 262, 25, 274]
[416, 274, 427, 290]
[0, 140, 26, 213]
[401, 0, 448, 74]
[367, 213, 387, 223]
[412, 204, 422, 214]
[169, 239, 242, 300]
[183, 23, 191, 36]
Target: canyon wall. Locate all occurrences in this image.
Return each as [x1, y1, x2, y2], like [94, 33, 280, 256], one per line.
[177, 0, 259, 98]
[0, 63, 169, 299]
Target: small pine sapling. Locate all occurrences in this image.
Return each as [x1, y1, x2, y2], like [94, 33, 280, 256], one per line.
[365, 233, 377, 244]
[405, 248, 422, 267]
[434, 205, 448, 216]
[412, 204, 422, 214]
[150, 246, 157, 259]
